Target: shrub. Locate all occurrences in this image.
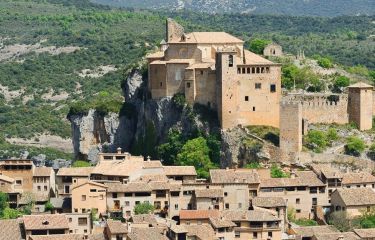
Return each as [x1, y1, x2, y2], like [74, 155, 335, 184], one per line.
[345, 136, 366, 156]
[45, 201, 54, 212]
[134, 202, 155, 215]
[271, 164, 290, 178]
[334, 76, 350, 90]
[244, 162, 261, 169]
[72, 160, 91, 168]
[294, 218, 318, 226]
[317, 57, 333, 68]
[305, 130, 328, 153]
[327, 128, 339, 142]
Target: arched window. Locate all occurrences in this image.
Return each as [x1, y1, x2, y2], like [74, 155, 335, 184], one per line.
[247, 68, 250, 74]
[256, 67, 260, 74]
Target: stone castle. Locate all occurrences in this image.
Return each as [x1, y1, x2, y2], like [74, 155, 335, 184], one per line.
[147, 19, 374, 154]
[147, 19, 281, 129]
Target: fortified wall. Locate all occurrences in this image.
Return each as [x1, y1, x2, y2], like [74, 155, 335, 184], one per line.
[280, 82, 374, 154]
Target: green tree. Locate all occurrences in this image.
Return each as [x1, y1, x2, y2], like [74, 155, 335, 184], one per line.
[345, 136, 366, 156]
[249, 39, 271, 54]
[334, 76, 350, 90]
[157, 129, 184, 166]
[44, 201, 54, 212]
[0, 192, 8, 218]
[328, 211, 354, 232]
[134, 202, 155, 215]
[72, 160, 91, 168]
[176, 137, 216, 179]
[305, 130, 328, 153]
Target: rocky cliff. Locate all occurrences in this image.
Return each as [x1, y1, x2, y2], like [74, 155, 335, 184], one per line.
[68, 67, 219, 163]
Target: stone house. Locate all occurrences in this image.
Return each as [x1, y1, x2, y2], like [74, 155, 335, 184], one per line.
[0, 174, 15, 193]
[252, 197, 287, 232]
[147, 19, 281, 130]
[179, 210, 220, 225]
[194, 188, 224, 210]
[23, 214, 70, 238]
[331, 188, 375, 218]
[0, 159, 34, 193]
[263, 43, 283, 57]
[56, 167, 93, 197]
[105, 219, 128, 240]
[71, 181, 107, 217]
[66, 213, 91, 234]
[220, 208, 282, 240]
[209, 169, 260, 211]
[289, 225, 339, 240]
[33, 167, 55, 198]
[258, 171, 329, 219]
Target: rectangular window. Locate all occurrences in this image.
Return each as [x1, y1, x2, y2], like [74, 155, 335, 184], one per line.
[253, 107, 256, 112]
[255, 83, 261, 89]
[125, 193, 132, 197]
[90, 189, 97, 192]
[224, 192, 228, 197]
[296, 198, 300, 204]
[229, 55, 233, 67]
[44, 186, 47, 191]
[78, 218, 88, 226]
[270, 84, 276, 92]
[235, 231, 240, 238]
[253, 232, 258, 239]
[175, 204, 178, 210]
[125, 201, 130, 206]
[154, 201, 161, 210]
[37, 186, 41, 191]
[160, 82, 163, 87]
[82, 195, 86, 201]
[99, 194, 103, 200]
[245, 96, 249, 101]
[268, 232, 273, 238]
[64, 185, 70, 194]
[238, 203, 242, 209]
[15, 180, 22, 186]
[225, 203, 229, 209]
[186, 82, 191, 88]
[112, 193, 118, 198]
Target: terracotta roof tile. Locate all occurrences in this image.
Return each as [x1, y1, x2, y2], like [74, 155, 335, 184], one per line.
[221, 209, 280, 222]
[106, 219, 127, 234]
[164, 166, 197, 176]
[209, 217, 236, 228]
[313, 232, 360, 240]
[342, 172, 375, 185]
[33, 167, 53, 177]
[0, 174, 14, 183]
[184, 224, 215, 240]
[335, 188, 375, 206]
[260, 171, 325, 188]
[292, 226, 339, 237]
[105, 182, 149, 193]
[23, 214, 69, 230]
[169, 32, 244, 44]
[354, 228, 375, 238]
[252, 197, 286, 208]
[0, 219, 24, 240]
[180, 210, 220, 220]
[127, 227, 168, 240]
[195, 189, 223, 198]
[210, 169, 260, 184]
[56, 167, 94, 177]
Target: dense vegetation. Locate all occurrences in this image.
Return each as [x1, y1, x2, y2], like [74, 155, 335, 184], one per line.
[92, 0, 375, 17]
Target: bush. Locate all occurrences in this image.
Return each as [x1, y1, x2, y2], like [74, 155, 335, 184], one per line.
[334, 76, 350, 90]
[134, 202, 154, 215]
[44, 201, 54, 212]
[304, 130, 328, 153]
[270, 164, 290, 178]
[72, 160, 91, 168]
[327, 128, 339, 142]
[2, 207, 22, 219]
[317, 57, 333, 68]
[294, 218, 318, 226]
[244, 162, 261, 169]
[345, 136, 366, 156]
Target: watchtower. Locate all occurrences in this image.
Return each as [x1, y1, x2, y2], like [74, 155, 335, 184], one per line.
[348, 82, 373, 131]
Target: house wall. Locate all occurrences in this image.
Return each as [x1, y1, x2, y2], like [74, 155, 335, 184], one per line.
[67, 213, 91, 234]
[71, 183, 107, 216]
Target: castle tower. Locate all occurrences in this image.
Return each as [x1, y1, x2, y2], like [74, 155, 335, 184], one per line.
[348, 82, 373, 131]
[216, 48, 239, 130]
[166, 18, 184, 42]
[280, 101, 303, 153]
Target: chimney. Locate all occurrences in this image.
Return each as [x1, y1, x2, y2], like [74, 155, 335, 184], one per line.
[117, 147, 122, 154]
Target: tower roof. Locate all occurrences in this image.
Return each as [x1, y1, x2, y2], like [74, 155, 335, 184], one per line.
[348, 82, 373, 89]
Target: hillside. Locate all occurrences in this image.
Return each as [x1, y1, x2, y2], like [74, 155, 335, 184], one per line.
[91, 0, 375, 16]
[0, 0, 374, 161]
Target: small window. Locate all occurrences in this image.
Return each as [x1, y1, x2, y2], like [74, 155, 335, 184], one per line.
[81, 195, 86, 201]
[37, 186, 41, 191]
[90, 189, 97, 192]
[125, 201, 130, 206]
[296, 198, 300, 204]
[255, 83, 261, 89]
[235, 231, 240, 238]
[160, 82, 163, 87]
[187, 82, 191, 88]
[238, 203, 242, 209]
[78, 218, 88, 226]
[228, 55, 234, 67]
[69, 218, 72, 223]
[15, 180, 22, 186]
[268, 232, 273, 238]
[224, 192, 228, 197]
[253, 232, 258, 239]
[296, 209, 301, 213]
[200, 70, 204, 75]
[225, 203, 229, 209]
[242, 68, 245, 74]
[175, 204, 178, 210]
[270, 84, 276, 93]
[245, 96, 249, 101]
[247, 68, 250, 74]
[44, 186, 47, 191]
[237, 68, 241, 74]
[112, 193, 118, 198]
[197, 220, 202, 225]
[253, 107, 256, 111]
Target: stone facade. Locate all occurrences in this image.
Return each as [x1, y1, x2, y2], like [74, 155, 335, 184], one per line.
[263, 43, 283, 57]
[147, 19, 281, 130]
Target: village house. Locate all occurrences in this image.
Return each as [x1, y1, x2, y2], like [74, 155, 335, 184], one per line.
[0, 159, 34, 193]
[258, 171, 329, 219]
[66, 213, 92, 234]
[263, 42, 283, 57]
[330, 188, 375, 218]
[147, 18, 281, 129]
[220, 208, 282, 240]
[209, 168, 260, 211]
[23, 214, 70, 238]
[105, 219, 128, 240]
[33, 167, 55, 197]
[71, 181, 107, 216]
[288, 225, 339, 240]
[252, 197, 287, 232]
[56, 167, 93, 197]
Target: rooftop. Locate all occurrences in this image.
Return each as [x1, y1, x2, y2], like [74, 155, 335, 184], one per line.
[252, 197, 287, 208]
[169, 32, 244, 44]
[195, 189, 223, 198]
[348, 82, 373, 89]
[0, 219, 24, 240]
[163, 166, 197, 176]
[210, 169, 260, 184]
[127, 227, 168, 240]
[180, 210, 220, 220]
[354, 228, 375, 238]
[209, 217, 236, 229]
[56, 167, 94, 177]
[184, 224, 216, 240]
[313, 232, 360, 240]
[23, 214, 69, 230]
[221, 209, 280, 222]
[105, 182, 151, 193]
[292, 225, 339, 237]
[334, 188, 375, 206]
[0, 174, 14, 183]
[106, 219, 128, 234]
[342, 172, 375, 185]
[33, 167, 53, 177]
[260, 171, 325, 188]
